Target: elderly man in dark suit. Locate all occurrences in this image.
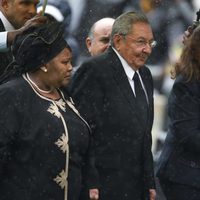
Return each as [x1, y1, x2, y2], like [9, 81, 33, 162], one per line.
[70, 11, 156, 200]
[0, 0, 46, 76]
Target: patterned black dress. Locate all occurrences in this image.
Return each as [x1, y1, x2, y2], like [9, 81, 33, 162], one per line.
[0, 74, 98, 200]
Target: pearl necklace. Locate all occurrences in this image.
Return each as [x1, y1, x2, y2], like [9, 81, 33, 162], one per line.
[26, 73, 53, 94]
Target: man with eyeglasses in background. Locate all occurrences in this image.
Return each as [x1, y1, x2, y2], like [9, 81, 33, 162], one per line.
[70, 11, 156, 200]
[0, 0, 46, 77]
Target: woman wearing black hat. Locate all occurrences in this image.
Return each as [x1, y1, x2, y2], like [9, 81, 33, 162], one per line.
[0, 22, 99, 200]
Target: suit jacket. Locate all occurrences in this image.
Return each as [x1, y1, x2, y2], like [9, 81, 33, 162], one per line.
[156, 74, 200, 189]
[70, 47, 155, 199]
[0, 19, 13, 76]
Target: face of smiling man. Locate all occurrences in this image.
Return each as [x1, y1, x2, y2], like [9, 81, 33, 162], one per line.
[2, 0, 39, 29]
[113, 22, 154, 70]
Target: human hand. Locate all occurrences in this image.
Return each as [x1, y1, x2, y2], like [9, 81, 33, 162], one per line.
[89, 188, 99, 200]
[149, 189, 156, 200]
[20, 14, 47, 32]
[7, 14, 47, 46]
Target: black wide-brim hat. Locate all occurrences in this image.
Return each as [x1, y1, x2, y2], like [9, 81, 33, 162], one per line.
[0, 22, 70, 84]
[12, 21, 67, 73]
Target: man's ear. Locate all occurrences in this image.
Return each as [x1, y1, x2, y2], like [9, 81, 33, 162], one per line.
[86, 37, 92, 54]
[113, 34, 123, 51]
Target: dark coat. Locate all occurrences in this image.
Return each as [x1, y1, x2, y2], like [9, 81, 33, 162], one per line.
[0, 19, 13, 76]
[70, 47, 155, 200]
[156, 75, 200, 189]
[0, 76, 98, 200]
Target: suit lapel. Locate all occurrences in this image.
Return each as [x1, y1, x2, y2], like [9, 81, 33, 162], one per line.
[107, 48, 153, 126]
[139, 67, 153, 110]
[107, 48, 142, 120]
[139, 67, 153, 128]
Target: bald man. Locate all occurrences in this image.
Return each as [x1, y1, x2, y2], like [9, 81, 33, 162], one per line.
[86, 17, 114, 56]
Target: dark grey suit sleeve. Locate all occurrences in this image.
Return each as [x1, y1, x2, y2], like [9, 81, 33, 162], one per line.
[69, 62, 104, 126]
[69, 62, 102, 188]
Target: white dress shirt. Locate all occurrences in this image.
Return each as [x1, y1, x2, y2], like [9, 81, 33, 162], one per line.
[112, 47, 149, 103]
[0, 11, 15, 52]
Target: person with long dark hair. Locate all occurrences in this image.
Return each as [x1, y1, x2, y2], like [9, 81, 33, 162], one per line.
[156, 25, 200, 200]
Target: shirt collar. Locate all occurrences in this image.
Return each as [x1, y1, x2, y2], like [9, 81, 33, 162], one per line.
[0, 11, 15, 31]
[112, 47, 138, 80]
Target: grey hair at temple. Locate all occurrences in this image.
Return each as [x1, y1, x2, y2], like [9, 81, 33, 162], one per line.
[110, 11, 150, 47]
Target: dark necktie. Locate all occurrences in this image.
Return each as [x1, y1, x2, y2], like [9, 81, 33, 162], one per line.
[133, 72, 148, 117]
[133, 72, 147, 99]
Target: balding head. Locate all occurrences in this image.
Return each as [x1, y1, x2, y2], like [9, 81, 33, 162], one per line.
[86, 17, 115, 56]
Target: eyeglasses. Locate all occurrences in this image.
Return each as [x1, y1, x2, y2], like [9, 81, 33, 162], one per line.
[125, 35, 157, 48]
